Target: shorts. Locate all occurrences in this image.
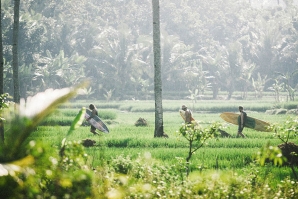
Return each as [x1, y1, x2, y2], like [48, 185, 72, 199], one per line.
[91, 125, 96, 131]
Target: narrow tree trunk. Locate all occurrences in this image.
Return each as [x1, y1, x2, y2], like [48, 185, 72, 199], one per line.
[0, 0, 3, 95]
[186, 140, 193, 176]
[0, 0, 4, 143]
[12, 0, 20, 103]
[152, 0, 163, 137]
[212, 81, 219, 99]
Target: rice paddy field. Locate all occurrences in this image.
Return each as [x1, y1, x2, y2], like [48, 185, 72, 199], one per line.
[30, 99, 298, 187]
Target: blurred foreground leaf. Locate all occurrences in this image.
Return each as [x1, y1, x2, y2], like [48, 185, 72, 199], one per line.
[0, 81, 88, 162]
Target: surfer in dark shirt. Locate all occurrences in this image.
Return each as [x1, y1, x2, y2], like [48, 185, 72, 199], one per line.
[237, 106, 246, 138]
[87, 104, 98, 135]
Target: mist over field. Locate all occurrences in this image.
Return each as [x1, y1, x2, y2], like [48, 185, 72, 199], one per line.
[2, 0, 298, 102]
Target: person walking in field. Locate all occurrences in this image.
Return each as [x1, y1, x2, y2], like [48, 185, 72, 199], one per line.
[87, 104, 98, 135]
[182, 105, 193, 124]
[237, 106, 246, 138]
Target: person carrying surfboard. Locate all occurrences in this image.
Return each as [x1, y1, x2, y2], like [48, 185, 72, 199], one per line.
[237, 106, 246, 138]
[181, 105, 193, 124]
[86, 104, 99, 135]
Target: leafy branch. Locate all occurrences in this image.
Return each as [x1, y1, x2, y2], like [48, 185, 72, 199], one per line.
[178, 122, 221, 176]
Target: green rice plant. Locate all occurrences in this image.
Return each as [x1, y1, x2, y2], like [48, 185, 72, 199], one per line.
[56, 108, 82, 116]
[175, 100, 274, 113]
[101, 147, 258, 170]
[119, 104, 134, 111]
[97, 102, 121, 109]
[98, 110, 117, 120]
[21, 98, 298, 198]
[60, 101, 122, 109]
[33, 126, 71, 137]
[41, 116, 75, 126]
[40, 108, 116, 126]
[58, 99, 292, 113]
[92, 149, 297, 198]
[117, 101, 156, 112]
[282, 101, 298, 109]
[207, 138, 281, 148]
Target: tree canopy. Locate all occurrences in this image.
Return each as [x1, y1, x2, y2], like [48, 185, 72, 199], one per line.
[2, 0, 298, 100]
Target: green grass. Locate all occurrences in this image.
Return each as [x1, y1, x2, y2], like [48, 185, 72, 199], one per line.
[41, 108, 117, 126]
[29, 99, 298, 187]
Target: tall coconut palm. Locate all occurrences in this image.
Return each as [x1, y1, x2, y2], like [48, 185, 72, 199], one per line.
[0, 0, 4, 143]
[12, 0, 20, 103]
[0, 0, 3, 95]
[152, 0, 163, 137]
[90, 25, 136, 98]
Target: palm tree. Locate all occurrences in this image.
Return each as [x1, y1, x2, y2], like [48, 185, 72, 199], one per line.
[0, 0, 4, 142]
[89, 25, 136, 98]
[0, 0, 3, 95]
[33, 50, 86, 92]
[152, 0, 163, 137]
[12, 0, 20, 103]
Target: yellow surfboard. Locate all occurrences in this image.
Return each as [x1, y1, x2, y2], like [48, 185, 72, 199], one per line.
[220, 112, 271, 132]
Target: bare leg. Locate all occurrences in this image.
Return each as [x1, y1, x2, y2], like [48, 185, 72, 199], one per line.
[237, 131, 245, 138]
[90, 126, 98, 135]
[237, 126, 245, 138]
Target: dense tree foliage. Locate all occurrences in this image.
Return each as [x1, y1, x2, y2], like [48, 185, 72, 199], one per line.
[2, 0, 298, 100]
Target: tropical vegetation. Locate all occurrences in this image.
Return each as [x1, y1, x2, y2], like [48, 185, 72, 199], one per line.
[1, 0, 298, 198]
[0, 88, 297, 198]
[2, 0, 298, 101]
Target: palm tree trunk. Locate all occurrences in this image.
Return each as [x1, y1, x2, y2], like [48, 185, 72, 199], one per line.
[0, 0, 4, 143]
[152, 0, 164, 137]
[0, 0, 3, 95]
[12, 0, 20, 103]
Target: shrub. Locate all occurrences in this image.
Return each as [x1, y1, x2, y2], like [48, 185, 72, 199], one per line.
[82, 139, 96, 147]
[278, 142, 298, 166]
[135, 117, 148, 126]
